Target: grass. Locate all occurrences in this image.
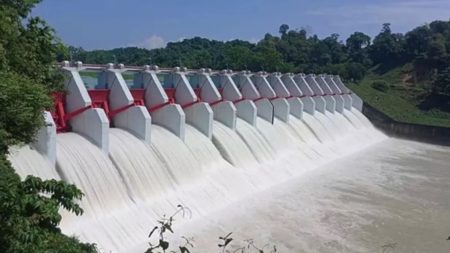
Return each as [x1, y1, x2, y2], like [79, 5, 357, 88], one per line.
[348, 64, 450, 128]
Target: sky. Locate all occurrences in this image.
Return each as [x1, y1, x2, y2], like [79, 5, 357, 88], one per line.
[32, 0, 450, 50]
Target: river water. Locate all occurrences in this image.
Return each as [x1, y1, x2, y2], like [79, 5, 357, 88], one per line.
[168, 138, 450, 253]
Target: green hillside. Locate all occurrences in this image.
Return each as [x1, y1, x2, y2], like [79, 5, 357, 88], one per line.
[348, 64, 450, 127]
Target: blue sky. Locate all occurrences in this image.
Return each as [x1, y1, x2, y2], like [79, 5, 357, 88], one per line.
[33, 0, 450, 50]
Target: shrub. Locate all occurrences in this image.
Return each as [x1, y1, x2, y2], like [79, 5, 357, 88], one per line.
[371, 80, 390, 92]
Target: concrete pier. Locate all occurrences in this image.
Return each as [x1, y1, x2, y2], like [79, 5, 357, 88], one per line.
[61, 62, 110, 153]
[269, 73, 303, 120]
[213, 70, 257, 126]
[172, 67, 213, 139]
[293, 74, 318, 114]
[251, 72, 290, 122]
[133, 65, 186, 140]
[195, 69, 237, 130]
[98, 64, 151, 143]
[233, 71, 274, 123]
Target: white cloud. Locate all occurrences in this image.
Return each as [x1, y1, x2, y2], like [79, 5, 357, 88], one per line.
[130, 35, 167, 49]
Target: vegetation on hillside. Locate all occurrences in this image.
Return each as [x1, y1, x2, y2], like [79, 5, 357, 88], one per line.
[348, 65, 450, 127]
[0, 1, 96, 252]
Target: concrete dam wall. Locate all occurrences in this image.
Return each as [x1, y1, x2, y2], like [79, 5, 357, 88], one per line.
[362, 102, 450, 147]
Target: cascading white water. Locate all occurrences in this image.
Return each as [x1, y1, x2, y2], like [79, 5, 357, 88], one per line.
[8, 145, 58, 180]
[235, 118, 276, 162]
[302, 112, 334, 143]
[9, 104, 389, 253]
[342, 109, 365, 129]
[211, 121, 258, 167]
[56, 133, 133, 215]
[109, 128, 176, 202]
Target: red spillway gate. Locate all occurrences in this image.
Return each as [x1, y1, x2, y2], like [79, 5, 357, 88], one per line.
[129, 88, 175, 113]
[164, 88, 176, 103]
[87, 89, 137, 119]
[51, 92, 67, 132]
[130, 89, 145, 106]
[88, 89, 110, 114]
[50, 92, 91, 133]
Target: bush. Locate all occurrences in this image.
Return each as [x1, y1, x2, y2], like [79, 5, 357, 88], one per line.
[0, 155, 97, 253]
[371, 80, 390, 92]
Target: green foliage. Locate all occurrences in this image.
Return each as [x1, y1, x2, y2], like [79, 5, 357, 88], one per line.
[371, 80, 389, 92]
[432, 67, 450, 96]
[145, 205, 276, 253]
[0, 0, 57, 151]
[345, 62, 367, 82]
[370, 23, 406, 66]
[71, 27, 363, 79]
[0, 1, 64, 91]
[0, 71, 51, 153]
[346, 32, 372, 66]
[0, 1, 97, 252]
[145, 205, 193, 253]
[0, 155, 97, 253]
[348, 66, 450, 127]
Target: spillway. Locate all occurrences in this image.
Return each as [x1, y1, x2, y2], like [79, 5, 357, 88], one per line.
[211, 120, 258, 167]
[10, 64, 422, 252]
[9, 107, 389, 252]
[8, 145, 58, 180]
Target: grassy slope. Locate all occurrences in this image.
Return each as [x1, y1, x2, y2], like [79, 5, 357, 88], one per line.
[347, 64, 450, 128]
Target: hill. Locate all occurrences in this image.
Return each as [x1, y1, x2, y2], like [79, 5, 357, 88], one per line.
[348, 64, 450, 127]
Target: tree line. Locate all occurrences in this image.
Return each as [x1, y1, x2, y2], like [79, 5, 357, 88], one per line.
[68, 21, 450, 91]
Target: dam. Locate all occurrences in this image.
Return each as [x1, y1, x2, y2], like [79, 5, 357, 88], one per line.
[8, 62, 450, 252]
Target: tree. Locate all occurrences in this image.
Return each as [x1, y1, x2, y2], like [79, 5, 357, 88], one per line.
[370, 23, 406, 66]
[405, 25, 432, 57]
[345, 62, 367, 81]
[346, 32, 371, 51]
[0, 157, 96, 253]
[0, 72, 51, 153]
[279, 24, 289, 37]
[432, 67, 450, 96]
[427, 34, 447, 60]
[346, 32, 372, 67]
[0, 1, 96, 252]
